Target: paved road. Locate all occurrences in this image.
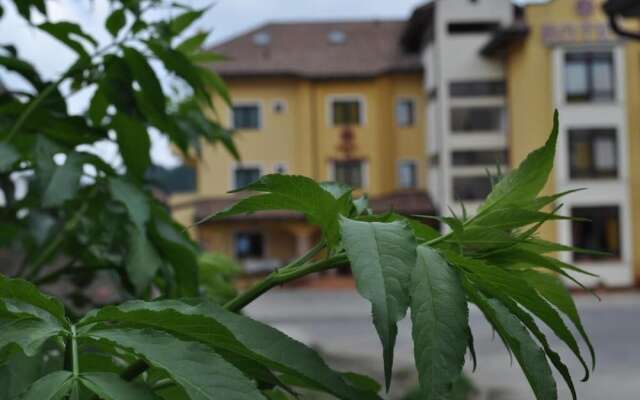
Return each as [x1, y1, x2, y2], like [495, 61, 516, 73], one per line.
[245, 290, 640, 399]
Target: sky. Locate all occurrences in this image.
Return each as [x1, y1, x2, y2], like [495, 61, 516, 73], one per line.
[0, 0, 537, 167]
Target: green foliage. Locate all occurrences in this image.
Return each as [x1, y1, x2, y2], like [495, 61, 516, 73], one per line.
[1, 2, 596, 398]
[0, 0, 236, 303]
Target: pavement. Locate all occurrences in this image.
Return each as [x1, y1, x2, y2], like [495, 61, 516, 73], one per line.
[245, 289, 640, 400]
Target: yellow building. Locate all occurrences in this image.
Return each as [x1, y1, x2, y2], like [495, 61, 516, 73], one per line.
[173, 21, 435, 277]
[478, 0, 640, 287]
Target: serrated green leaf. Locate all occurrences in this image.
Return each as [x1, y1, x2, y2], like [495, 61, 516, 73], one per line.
[112, 112, 151, 180]
[87, 327, 266, 400]
[410, 246, 468, 399]
[126, 225, 162, 295]
[466, 289, 557, 400]
[201, 175, 347, 248]
[170, 8, 206, 36]
[519, 270, 595, 369]
[106, 8, 127, 37]
[42, 153, 83, 207]
[79, 300, 379, 400]
[480, 111, 559, 212]
[122, 47, 165, 114]
[0, 275, 67, 324]
[80, 372, 160, 400]
[340, 217, 417, 389]
[0, 143, 20, 172]
[473, 208, 571, 230]
[109, 177, 150, 229]
[16, 370, 73, 400]
[177, 31, 209, 54]
[448, 253, 590, 383]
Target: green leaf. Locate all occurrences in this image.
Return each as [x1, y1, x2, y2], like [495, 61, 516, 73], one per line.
[109, 177, 150, 229]
[197, 66, 231, 107]
[0, 55, 44, 90]
[112, 113, 151, 180]
[87, 327, 266, 400]
[105, 8, 127, 37]
[0, 143, 20, 172]
[122, 47, 165, 114]
[42, 153, 83, 207]
[448, 253, 590, 383]
[0, 315, 64, 361]
[519, 270, 595, 369]
[410, 246, 468, 399]
[16, 371, 73, 400]
[0, 275, 67, 324]
[38, 22, 96, 59]
[126, 225, 162, 295]
[79, 300, 380, 400]
[88, 84, 109, 126]
[0, 352, 44, 400]
[467, 289, 557, 400]
[473, 208, 571, 231]
[80, 372, 159, 400]
[339, 217, 417, 389]
[480, 111, 559, 212]
[170, 8, 207, 36]
[177, 31, 209, 54]
[150, 212, 199, 296]
[200, 174, 347, 248]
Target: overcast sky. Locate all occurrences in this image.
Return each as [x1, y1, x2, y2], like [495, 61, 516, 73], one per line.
[0, 0, 535, 167]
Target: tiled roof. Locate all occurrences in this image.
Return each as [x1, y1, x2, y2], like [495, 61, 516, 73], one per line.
[206, 20, 422, 79]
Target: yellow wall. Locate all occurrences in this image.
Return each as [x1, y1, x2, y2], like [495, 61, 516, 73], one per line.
[626, 38, 640, 284]
[197, 73, 426, 197]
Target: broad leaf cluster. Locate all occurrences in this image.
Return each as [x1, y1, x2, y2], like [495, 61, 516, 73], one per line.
[203, 112, 595, 400]
[0, 0, 236, 303]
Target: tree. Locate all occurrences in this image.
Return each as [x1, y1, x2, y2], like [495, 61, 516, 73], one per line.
[0, 1, 595, 399]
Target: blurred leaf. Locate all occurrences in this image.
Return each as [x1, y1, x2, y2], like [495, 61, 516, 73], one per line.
[197, 66, 231, 107]
[38, 22, 97, 59]
[42, 153, 83, 207]
[0, 352, 44, 399]
[340, 217, 417, 389]
[170, 8, 207, 36]
[176, 31, 209, 54]
[109, 177, 150, 229]
[112, 112, 151, 180]
[122, 47, 165, 115]
[410, 246, 468, 399]
[0, 55, 45, 90]
[105, 8, 127, 37]
[126, 225, 162, 295]
[88, 84, 109, 126]
[0, 143, 19, 172]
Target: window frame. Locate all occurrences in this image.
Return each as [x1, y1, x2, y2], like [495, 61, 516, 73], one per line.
[568, 128, 619, 180]
[449, 80, 506, 98]
[231, 101, 262, 130]
[571, 205, 622, 262]
[329, 159, 367, 189]
[450, 106, 504, 133]
[231, 164, 262, 190]
[451, 149, 508, 167]
[397, 159, 418, 189]
[327, 95, 366, 127]
[563, 50, 616, 103]
[395, 97, 417, 128]
[233, 231, 265, 260]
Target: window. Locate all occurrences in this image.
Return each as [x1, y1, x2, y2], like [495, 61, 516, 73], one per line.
[572, 206, 621, 262]
[449, 80, 506, 97]
[564, 51, 615, 102]
[452, 150, 508, 166]
[331, 99, 362, 125]
[398, 161, 417, 189]
[234, 232, 264, 259]
[333, 160, 364, 188]
[232, 104, 260, 129]
[429, 153, 440, 167]
[569, 128, 618, 179]
[396, 98, 416, 127]
[451, 107, 503, 132]
[453, 176, 492, 201]
[233, 167, 260, 189]
[448, 22, 500, 34]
